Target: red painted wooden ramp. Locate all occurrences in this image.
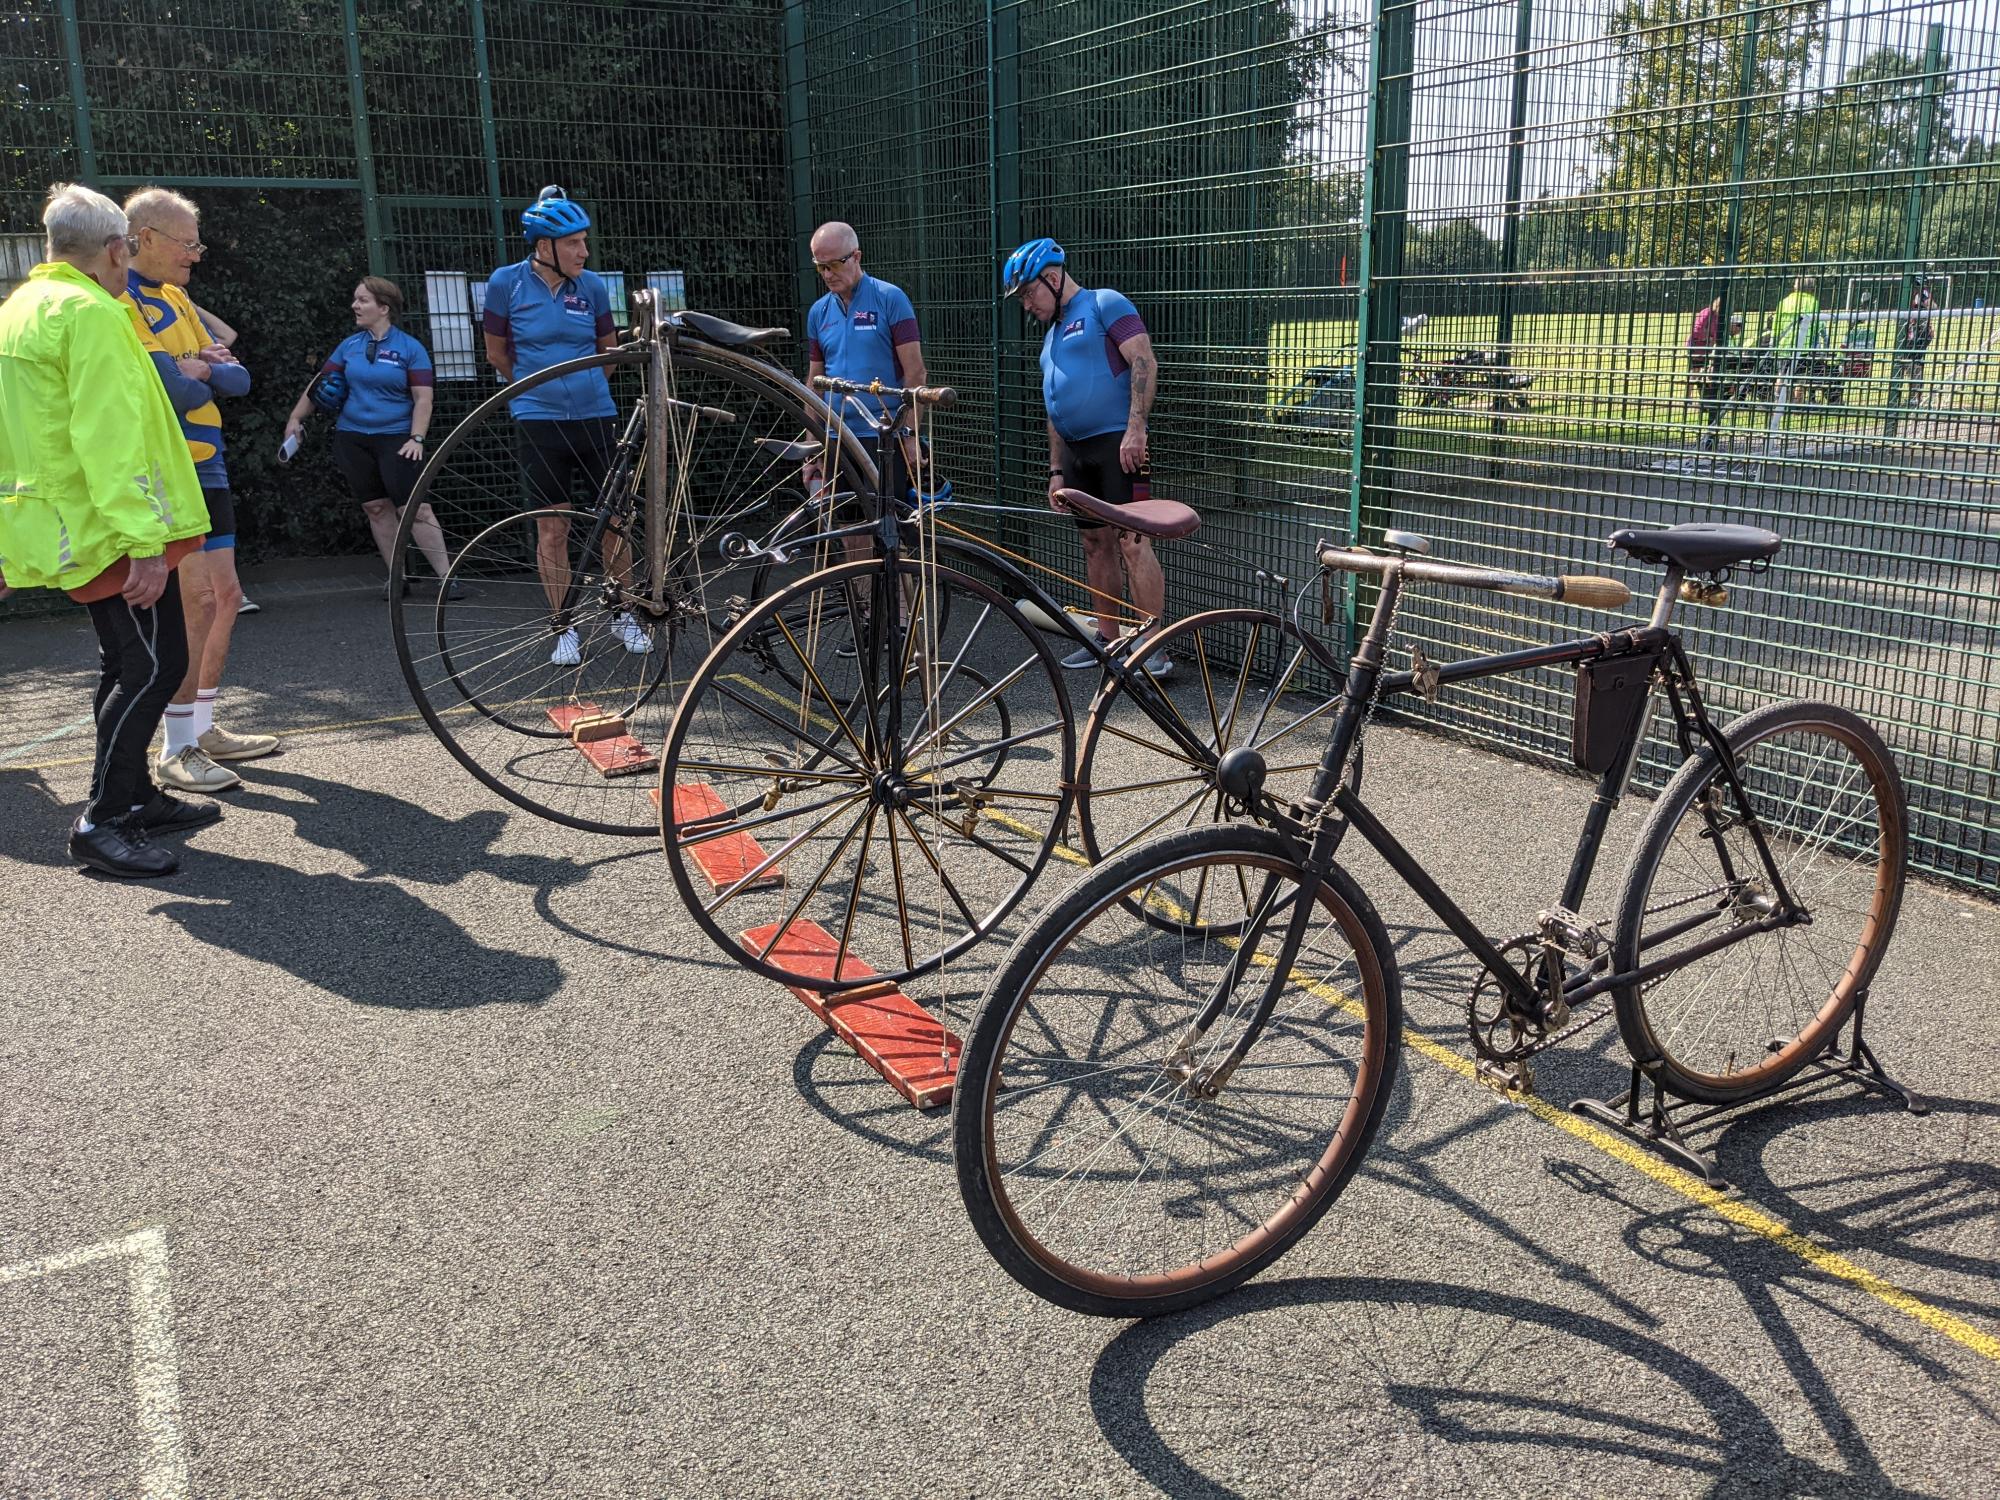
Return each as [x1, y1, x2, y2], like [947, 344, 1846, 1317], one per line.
[742, 920, 961, 1109]
[654, 781, 785, 894]
[546, 702, 656, 777]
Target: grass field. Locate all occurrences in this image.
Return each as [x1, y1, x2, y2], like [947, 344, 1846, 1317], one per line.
[1265, 307, 2000, 452]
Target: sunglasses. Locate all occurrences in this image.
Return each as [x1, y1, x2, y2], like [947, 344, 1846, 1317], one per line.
[813, 249, 857, 274]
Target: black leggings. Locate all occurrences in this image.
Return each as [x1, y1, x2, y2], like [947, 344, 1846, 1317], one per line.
[84, 580, 189, 824]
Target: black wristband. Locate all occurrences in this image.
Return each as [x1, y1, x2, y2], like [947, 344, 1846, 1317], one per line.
[1047, 468, 1063, 478]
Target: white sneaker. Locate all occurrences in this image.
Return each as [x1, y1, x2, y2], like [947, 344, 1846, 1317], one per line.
[1141, 652, 1174, 679]
[236, 596, 260, 615]
[155, 744, 242, 793]
[614, 613, 654, 655]
[550, 627, 582, 667]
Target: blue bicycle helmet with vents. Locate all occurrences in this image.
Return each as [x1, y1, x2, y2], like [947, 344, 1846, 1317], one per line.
[521, 185, 591, 242]
[307, 367, 348, 414]
[1000, 237, 1065, 298]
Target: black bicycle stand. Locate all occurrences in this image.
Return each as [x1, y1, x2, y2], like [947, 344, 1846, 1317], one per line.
[1570, 990, 1926, 1187]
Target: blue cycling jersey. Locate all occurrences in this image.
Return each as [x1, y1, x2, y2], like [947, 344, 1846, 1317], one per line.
[807, 274, 921, 431]
[482, 258, 616, 420]
[322, 327, 434, 435]
[1040, 286, 1147, 444]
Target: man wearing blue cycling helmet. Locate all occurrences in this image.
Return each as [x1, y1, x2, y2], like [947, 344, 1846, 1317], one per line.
[483, 186, 650, 666]
[1002, 237, 1168, 676]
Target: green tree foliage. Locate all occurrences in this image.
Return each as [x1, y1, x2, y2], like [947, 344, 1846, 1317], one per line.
[1592, 0, 1827, 268]
[1, 0, 788, 566]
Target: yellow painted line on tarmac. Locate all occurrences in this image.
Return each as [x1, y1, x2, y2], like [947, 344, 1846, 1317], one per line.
[978, 803, 2000, 1369]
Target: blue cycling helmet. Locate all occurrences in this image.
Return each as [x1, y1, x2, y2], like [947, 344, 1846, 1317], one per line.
[1000, 237, 1065, 299]
[307, 367, 348, 414]
[521, 185, 591, 242]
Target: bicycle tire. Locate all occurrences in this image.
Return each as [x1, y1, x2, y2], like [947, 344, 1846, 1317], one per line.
[659, 556, 1074, 992]
[390, 342, 873, 835]
[953, 824, 1401, 1319]
[1075, 607, 1352, 869]
[1611, 699, 1906, 1105]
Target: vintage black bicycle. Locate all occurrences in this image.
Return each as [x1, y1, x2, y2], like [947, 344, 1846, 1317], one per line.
[654, 372, 1352, 996]
[951, 522, 1908, 1317]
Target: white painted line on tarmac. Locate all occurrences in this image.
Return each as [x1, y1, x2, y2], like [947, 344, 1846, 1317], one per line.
[0, 712, 96, 765]
[0, 1226, 190, 1499]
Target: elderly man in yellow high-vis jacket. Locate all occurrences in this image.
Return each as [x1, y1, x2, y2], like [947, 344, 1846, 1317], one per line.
[0, 183, 218, 878]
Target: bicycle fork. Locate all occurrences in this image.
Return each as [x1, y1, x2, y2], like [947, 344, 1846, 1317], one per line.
[1166, 558, 1408, 1098]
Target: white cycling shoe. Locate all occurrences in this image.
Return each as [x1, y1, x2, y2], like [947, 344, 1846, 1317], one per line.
[550, 627, 582, 667]
[613, 613, 654, 655]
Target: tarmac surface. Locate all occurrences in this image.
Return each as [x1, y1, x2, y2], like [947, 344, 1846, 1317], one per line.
[2, 559, 1996, 1498]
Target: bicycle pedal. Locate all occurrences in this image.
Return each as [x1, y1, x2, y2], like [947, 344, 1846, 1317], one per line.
[1475, 1057, 1536, 1100]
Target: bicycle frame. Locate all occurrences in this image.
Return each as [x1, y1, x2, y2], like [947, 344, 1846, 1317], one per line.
[1185, 552, 1809, 1092]
[727, 378, 1220, 774]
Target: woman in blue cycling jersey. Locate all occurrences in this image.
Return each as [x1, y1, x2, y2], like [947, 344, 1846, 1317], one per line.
[286, 276, 455, 598]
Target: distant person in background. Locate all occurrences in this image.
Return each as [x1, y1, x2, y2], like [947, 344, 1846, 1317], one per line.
[1686, 296, 1721, 397]
[1771, 276, 1820, 351]
[0, 184, 219, 877]
[482, 185, 647, 668]
[285, 276, 456, 599]
[121, 186, 278, 794]
[1894, 281, 1936, 407]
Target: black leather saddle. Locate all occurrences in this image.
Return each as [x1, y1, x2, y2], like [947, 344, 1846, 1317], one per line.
[1608, 522, 1780, 573]
[673, 311, 787, 349]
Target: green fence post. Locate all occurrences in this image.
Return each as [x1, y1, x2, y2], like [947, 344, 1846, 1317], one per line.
[1494, 0, 1533, 353]
[905, 0, 930, 312]
[783, 0, 817, 321]
[1886, 21, 1947, 434]
[1717, 6, 1762, 342]
[470, 0, 507, 270]
[341, 0, 385, 275]
[1350, 0, 1414, 633]
[57, 0, 97, 181]
[989, 0, 1022, 515]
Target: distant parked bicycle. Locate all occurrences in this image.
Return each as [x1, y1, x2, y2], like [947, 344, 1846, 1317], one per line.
[953, 521, 1906, 1317]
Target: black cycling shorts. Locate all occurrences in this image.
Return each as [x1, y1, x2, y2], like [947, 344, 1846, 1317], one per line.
[1055, 431, 1150, 531]
[331, 430, 420, 508]
[199, 486, 236, 551]
[516, 418, 617, 510]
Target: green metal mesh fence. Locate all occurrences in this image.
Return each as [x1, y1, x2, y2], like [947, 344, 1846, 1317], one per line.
[788, 0, 1999, 893]
[2, 0, 790, 560]
[5, 0, 1995, 889]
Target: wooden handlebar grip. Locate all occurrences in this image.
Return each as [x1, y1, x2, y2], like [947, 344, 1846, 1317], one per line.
[1555, 575, 1632, 610]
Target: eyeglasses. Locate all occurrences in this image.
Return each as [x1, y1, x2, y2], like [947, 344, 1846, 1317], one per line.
[141, 226, 206, 256]
[813, 249, 857, 274]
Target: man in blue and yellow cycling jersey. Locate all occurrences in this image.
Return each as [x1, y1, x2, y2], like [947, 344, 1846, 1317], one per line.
[482, 186, 652, 668]
[121, 187, 277, 794]
[1002, 237, 1169, 677]
[0, 185, 220, 877]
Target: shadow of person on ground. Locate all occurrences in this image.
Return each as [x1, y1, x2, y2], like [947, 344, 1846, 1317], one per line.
[225, 764, 593, 890]
[144, 846, 563, 1009]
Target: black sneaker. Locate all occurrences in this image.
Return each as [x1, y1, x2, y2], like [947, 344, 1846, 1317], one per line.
[133, 790, 223, 836]
[443, 579, 468, 601]
[382, 576, 411, 601]
[69, 817, 178, 878]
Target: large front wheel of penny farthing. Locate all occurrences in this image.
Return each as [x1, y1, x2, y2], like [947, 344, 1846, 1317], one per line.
[1076, 608, 1353, 871]
[390, 343, 875, 835]
[659, 558, 1075, 994]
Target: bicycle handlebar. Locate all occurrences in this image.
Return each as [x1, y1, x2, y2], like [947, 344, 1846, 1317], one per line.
[810, 374, 958, 408]
[1316, 542, 1632, 612]
[664, 395, 738, 424]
